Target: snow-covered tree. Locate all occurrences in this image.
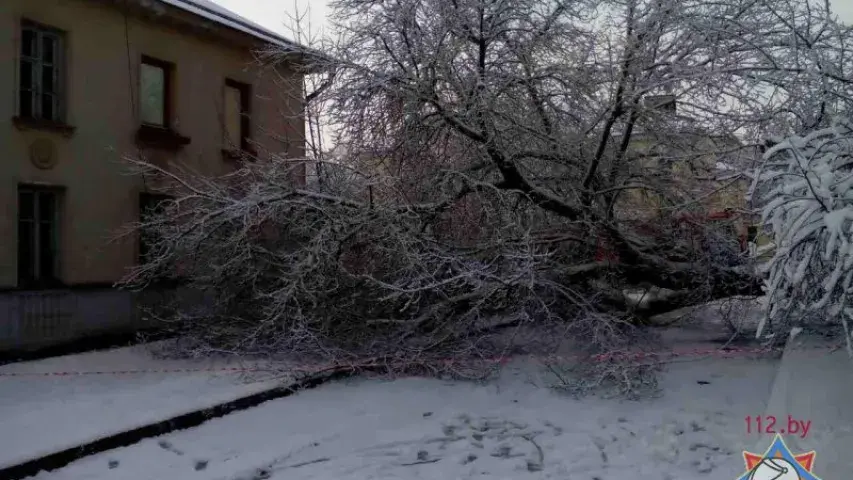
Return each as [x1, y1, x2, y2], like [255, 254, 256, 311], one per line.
[124, 0, 853, 374]
[751, 117, 853, 353]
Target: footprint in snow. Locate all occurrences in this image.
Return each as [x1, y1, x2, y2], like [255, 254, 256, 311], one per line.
[157, 440, 184, 456]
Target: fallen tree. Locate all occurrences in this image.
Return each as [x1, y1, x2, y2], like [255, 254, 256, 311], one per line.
[121, 0, 853, 383]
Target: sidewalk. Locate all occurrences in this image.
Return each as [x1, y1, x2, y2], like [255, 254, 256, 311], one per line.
[0, 343, 307, 476]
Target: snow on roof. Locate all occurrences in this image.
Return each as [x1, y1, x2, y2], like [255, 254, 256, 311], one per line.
[157, 0, 303, 51]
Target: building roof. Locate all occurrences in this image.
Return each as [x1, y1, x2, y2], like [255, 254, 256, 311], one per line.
[157, 0, 303, 51]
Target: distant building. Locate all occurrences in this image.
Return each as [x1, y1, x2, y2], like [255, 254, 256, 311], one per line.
[598, 95, 761, 260]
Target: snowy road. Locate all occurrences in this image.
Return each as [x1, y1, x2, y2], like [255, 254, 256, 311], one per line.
[28, 356, 780, 480]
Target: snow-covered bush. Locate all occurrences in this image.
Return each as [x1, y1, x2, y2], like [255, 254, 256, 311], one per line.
[751, 118, 853, 352]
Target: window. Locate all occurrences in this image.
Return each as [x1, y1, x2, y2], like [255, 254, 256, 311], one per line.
[643, 94, 677, 115]
[140, 56, 172, 127]
[224, 79, 251, 151]
[747, 225, 759, 242]
[138, 193, 171, 263]
[19, 20, 64, 122]
[18, 187, 61, 288]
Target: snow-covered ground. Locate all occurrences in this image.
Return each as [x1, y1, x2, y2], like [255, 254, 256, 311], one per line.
[0, 344, 292, 470]
[758, 333, 853, 478]
[28, 355, 781, 479]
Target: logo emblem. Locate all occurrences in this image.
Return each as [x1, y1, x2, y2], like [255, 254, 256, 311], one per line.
[738, 434, 821, 480]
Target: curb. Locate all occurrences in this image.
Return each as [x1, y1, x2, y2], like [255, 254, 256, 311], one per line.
[751, 329, 801, 452]
[0, 366, 357, 480]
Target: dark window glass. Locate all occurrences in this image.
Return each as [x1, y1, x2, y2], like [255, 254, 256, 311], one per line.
[19, 191, 34, 219]
[21, 29, 36, 57]
[17, 219, 34, 283]
[17, 188, 60, 288]
[747, 226, 758, 241]
[41, 93, 54, 120]
[19, 22, 63, 121]
[42, 65, 54, 94]
[38, 191, 55, 220]
[39, 221, 55, 279]
[19, 90, 33, 118]
[19, 59, 33, 89]
[42, 36, 55, 63]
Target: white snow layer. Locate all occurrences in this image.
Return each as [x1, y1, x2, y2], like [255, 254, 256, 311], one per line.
[27, 356, 781, 480]
[0, 344, 289, 470]
[752, 117, 853, 336]
[157, 0, 298, 49]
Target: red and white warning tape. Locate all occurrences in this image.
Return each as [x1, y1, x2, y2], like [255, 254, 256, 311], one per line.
[0, 345, 806, 378]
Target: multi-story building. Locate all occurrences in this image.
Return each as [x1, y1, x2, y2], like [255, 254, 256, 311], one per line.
[0, 0, 309, 349]
[597, 96, 761, 261]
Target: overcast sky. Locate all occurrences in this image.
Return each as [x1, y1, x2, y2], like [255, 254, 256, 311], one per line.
[213, 0, 853, 41]
[212, 0, 330, 42]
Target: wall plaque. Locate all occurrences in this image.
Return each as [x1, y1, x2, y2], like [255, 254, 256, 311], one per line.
[30, 138, 58, 170]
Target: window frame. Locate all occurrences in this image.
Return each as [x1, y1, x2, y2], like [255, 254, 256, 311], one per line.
[18, 19, 65, 122]
[17, 185, 62, 289]
[223, 79, 252, 151]
[139, 55, 174, 129]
